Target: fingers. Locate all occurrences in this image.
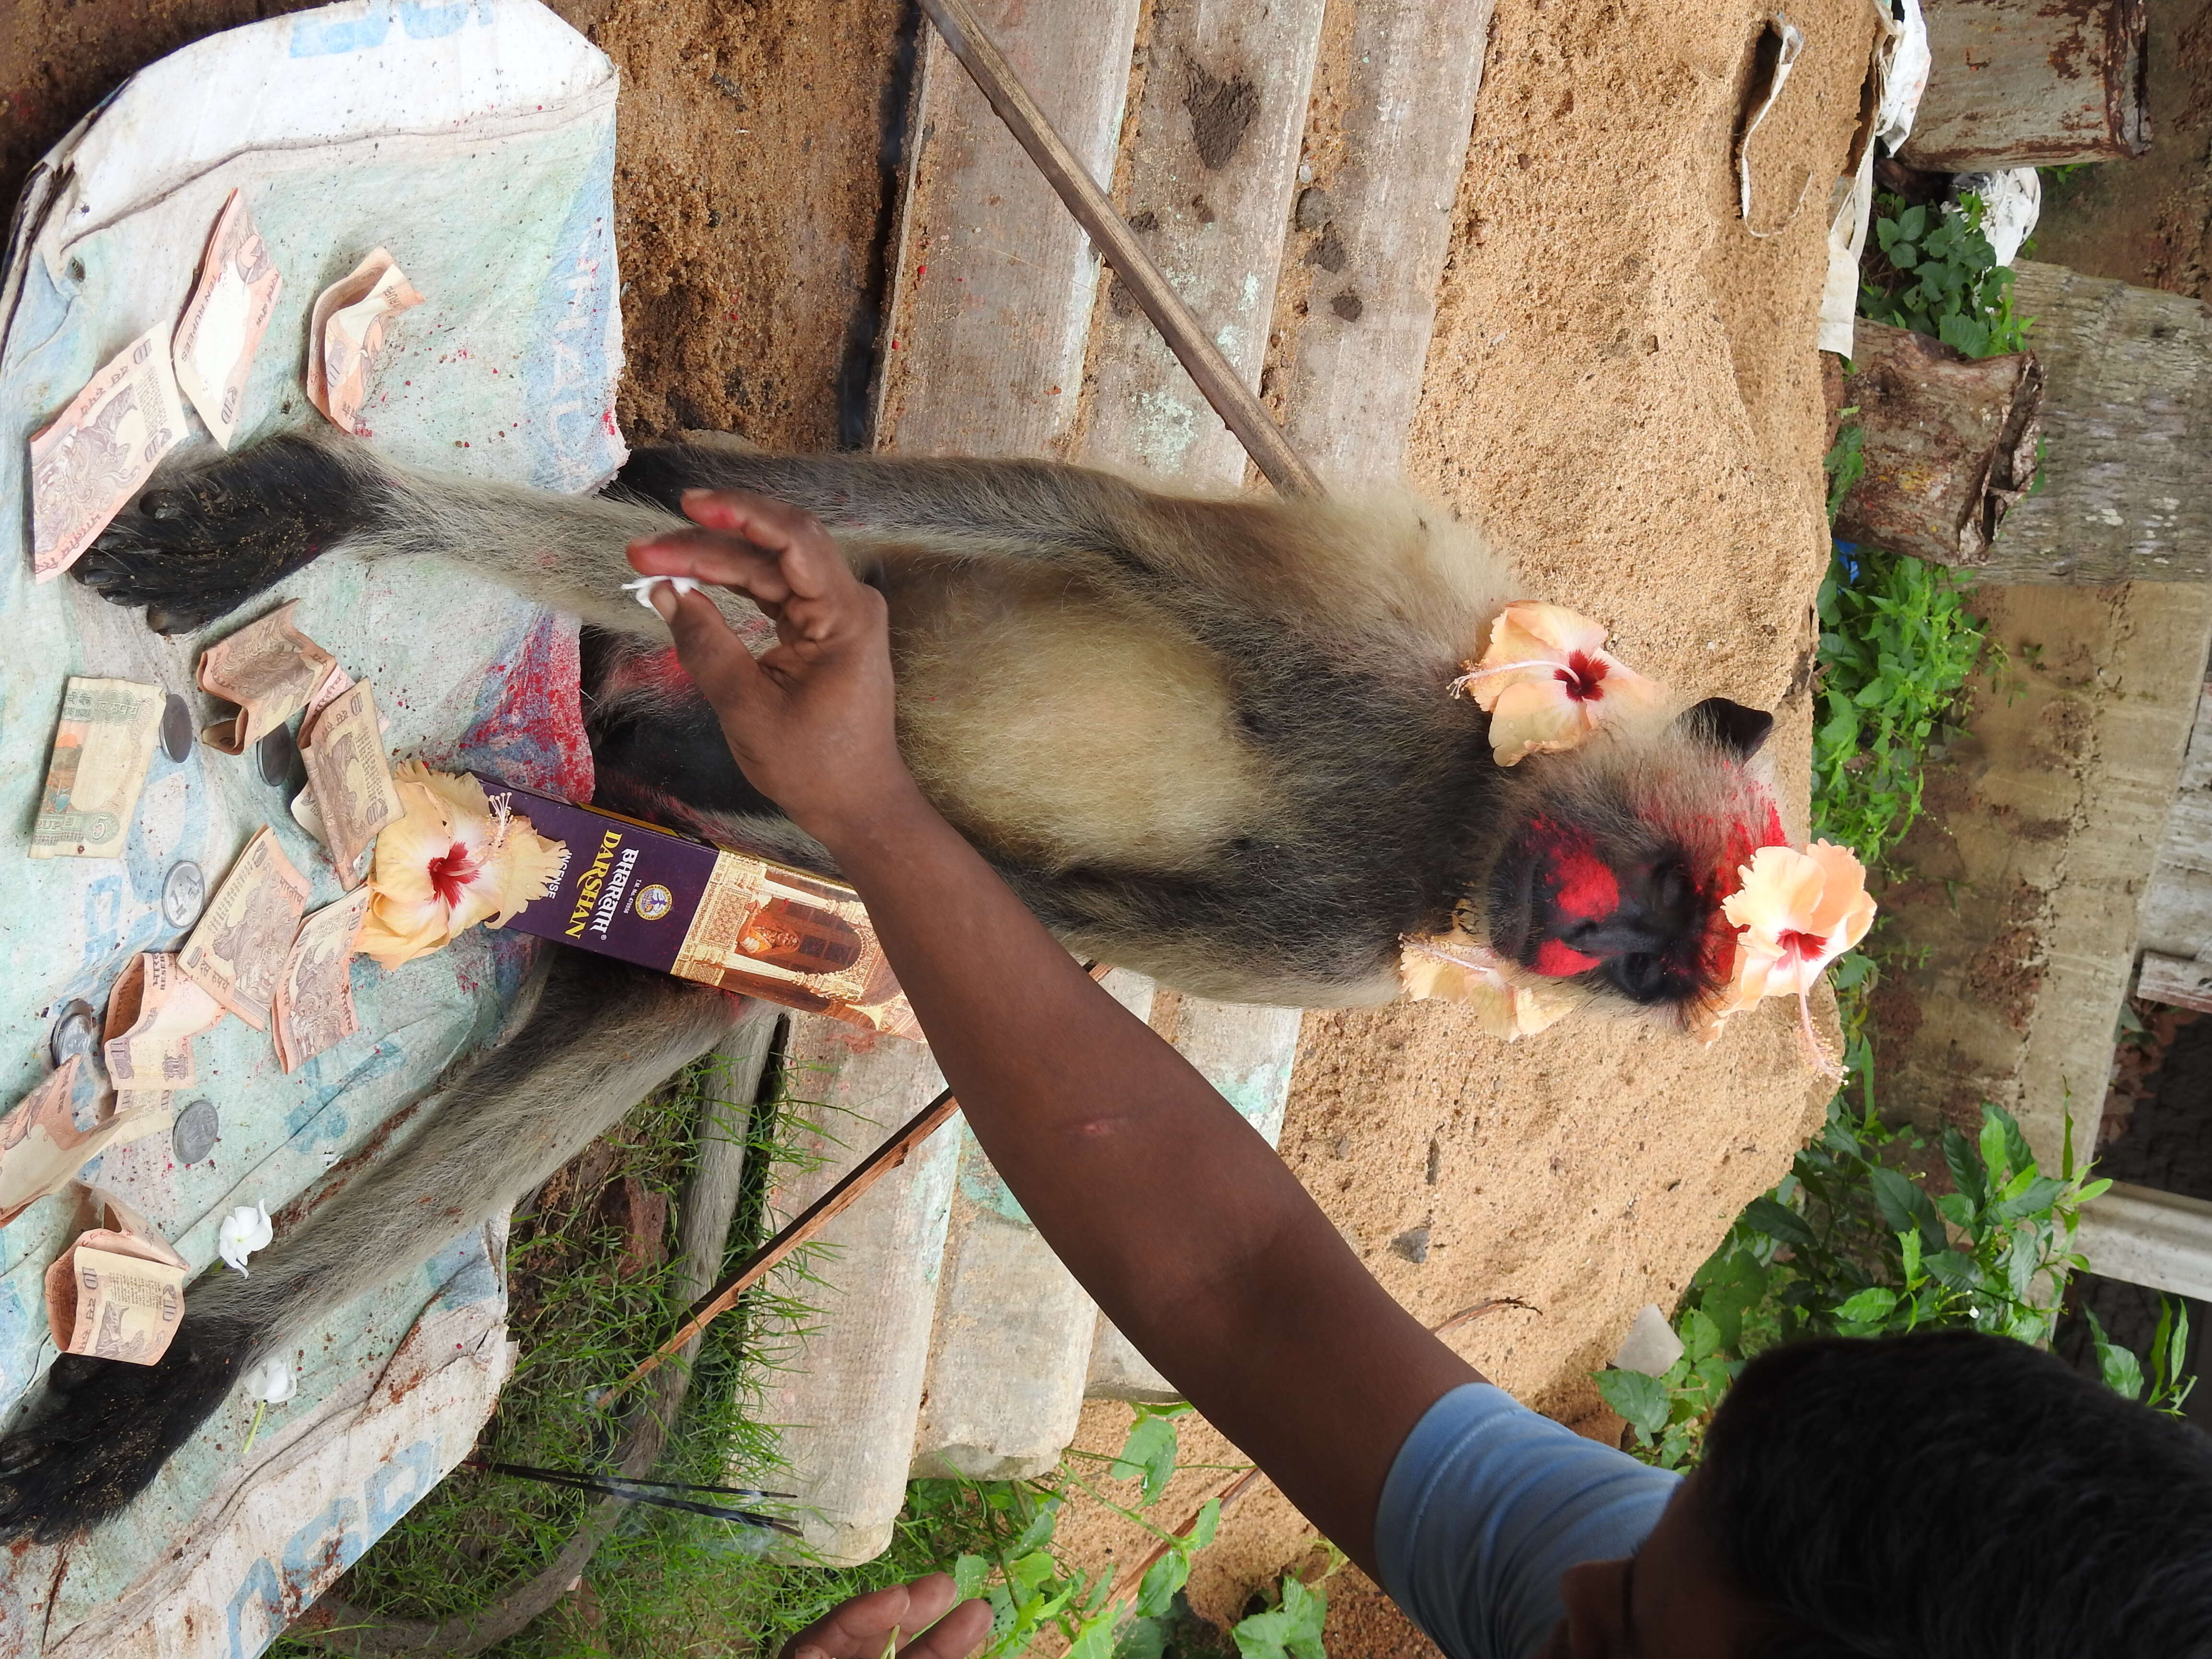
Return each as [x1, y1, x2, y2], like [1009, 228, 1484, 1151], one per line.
[904, 1594, 993, 1658]
[659, 586, 769, 708]
[777, 1575, 989, 1659]
[680, 489, 856, 600]
[627, 527, 795, 611]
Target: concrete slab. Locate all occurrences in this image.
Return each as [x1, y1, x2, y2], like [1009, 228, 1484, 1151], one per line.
[750, 1022, 957, 1566]
[1874, 582, 2212, 1168]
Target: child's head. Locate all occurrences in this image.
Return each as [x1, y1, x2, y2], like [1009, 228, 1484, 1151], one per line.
[1694, 1328, 2212, 1657]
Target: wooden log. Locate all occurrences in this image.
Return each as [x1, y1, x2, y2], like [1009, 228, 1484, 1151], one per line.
[1829, 320, 2044, 567]
[1979, 261, 2212, 582]
[1899, 0, 2150, 170]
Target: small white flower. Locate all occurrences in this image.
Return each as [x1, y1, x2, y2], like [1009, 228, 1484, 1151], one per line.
[242, 1356, 296, 1404]
[621, 574, 702, 611]
[218, 1201, 272, 1275]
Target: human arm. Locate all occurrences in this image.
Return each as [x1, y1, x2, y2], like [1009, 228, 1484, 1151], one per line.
[628, 493, 1481, 1575]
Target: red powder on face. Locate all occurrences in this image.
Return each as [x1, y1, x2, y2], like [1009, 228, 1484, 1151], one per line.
[1534, 939, 1600, 976]
[1529, 817, 1621, 922]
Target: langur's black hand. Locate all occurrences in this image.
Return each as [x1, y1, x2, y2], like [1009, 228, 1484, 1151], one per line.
[777, 1574, 991, 1659]
[626, 490, 920, 846]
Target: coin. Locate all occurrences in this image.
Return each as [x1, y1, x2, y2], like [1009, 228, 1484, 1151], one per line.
[172, 1098, 220, 1165]
[162, 860, 206, 929]
[257, 721, 303, 789]
[48, 1000, 99, 1069]
[160, 694, 194, 763]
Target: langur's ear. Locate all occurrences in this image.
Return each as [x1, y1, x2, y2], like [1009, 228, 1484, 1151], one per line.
[1678, 697, 1774, 761]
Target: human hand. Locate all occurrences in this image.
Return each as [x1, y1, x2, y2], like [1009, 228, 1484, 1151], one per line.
[627, 490, 921, 848]
[777, 1573, 992, 1659]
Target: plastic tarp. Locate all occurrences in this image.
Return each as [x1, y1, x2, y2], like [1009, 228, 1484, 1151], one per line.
[0, 1, 623, 1647]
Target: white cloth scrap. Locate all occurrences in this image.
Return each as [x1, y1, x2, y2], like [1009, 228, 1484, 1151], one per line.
[622, 575, 702, 611]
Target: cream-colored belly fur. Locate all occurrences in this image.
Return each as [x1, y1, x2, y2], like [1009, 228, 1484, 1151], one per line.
[888, 566, 1275, 872]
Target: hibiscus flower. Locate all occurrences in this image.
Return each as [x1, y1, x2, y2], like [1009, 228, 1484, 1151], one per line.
[1399, 933, 1577, 1040]
[359, 765, 567, 970]
[1451, 602, 1668, 767]
[1709, 841, 1876, 1074]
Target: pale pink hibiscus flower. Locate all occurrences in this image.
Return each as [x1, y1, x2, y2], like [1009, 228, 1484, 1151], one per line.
[1398, 933, 1578, 1040]
[1709, 841, 1876, 1075]
[1451, 602, 1667, 766]
[360, 765, 567, 970]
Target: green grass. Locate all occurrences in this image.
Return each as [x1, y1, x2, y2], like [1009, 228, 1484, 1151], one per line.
[269, 1039, 865, 1658]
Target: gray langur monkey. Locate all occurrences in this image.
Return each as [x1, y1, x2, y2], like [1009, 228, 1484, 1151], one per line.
[0, 429, 1781, 1539]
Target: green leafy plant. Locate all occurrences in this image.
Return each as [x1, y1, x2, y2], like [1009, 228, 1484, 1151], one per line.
[1812, 543, 1987, 871]
[1598, 1098, 2112, 1469]
[2086, 1299, 2199, 1418]
[1861, 192, 2028, 359]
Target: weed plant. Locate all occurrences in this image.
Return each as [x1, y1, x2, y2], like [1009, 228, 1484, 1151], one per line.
[1859, 192, 2029, 359]
[1596, 1099, 2125, 1467]
[1811, 541, 1986, 872]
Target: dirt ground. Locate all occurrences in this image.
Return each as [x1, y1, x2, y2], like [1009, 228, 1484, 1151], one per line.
[2, 0, 1867, 1647]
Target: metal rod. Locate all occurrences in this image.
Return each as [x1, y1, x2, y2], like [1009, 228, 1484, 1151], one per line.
[914, 0, 1328, 500]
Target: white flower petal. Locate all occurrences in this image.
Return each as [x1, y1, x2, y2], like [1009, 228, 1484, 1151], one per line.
[218, 1201, 273, 1275]
[242, 1356, 296, 1404]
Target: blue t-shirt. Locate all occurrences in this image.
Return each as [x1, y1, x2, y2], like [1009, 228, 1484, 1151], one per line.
[1374, 1383, 1682, 1659]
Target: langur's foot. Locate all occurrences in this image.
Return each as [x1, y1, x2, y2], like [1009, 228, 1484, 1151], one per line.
[0, 1313, 257, 1543]
[72, 433, 379, 634]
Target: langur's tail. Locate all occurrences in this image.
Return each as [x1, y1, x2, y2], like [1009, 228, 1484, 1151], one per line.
[0, 952, 743, 1544]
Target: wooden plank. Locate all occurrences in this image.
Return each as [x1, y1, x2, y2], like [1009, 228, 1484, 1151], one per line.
[2077, 1181, 2212, 1299]
[2138, 951, 2212, 1015]
[1082, 0, 1326, 483]
[1275, 0, 1497, 485]
[874, 0, 1143, 457]
[1982, 262, 2212, 583]
[918, 0, 1321, 494]
[2140, 680, 2212, 961]
[1899, 0, 2150, 172]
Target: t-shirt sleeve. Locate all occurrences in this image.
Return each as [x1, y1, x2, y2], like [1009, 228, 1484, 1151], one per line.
[1373, 1382, 1683, 1659]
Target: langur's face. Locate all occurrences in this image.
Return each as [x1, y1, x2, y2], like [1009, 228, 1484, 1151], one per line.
[1479, 709, 1785, 1018]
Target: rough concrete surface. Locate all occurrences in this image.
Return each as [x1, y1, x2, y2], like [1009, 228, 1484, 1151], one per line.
[1873, 585, 2212, 1168]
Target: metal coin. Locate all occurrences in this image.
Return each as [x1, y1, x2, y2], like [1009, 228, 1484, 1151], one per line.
[48, 1000, 99, 1069]
[162, 860, 207, 930]
[172, 1098, 220, 1165]
[159, 694, 194, 763]
[256, 722, 303, 789]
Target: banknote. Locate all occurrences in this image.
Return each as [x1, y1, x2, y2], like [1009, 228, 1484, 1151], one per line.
[274, 889, 372, 1072]
[172, 189, 284, 448]
[180, 826, 312, 1030]
[306, 248, 423, 433]
[30, 677, 164, 859]
[103, 951, 227, 1093]
[0, 1059, 171, 1228]
[28, 326, 187, 581]
[304, 662, 353, 727]
[299, 679, 401, 889]
[197, 601, 337, 754]
[44, 1193, 190, 1366]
